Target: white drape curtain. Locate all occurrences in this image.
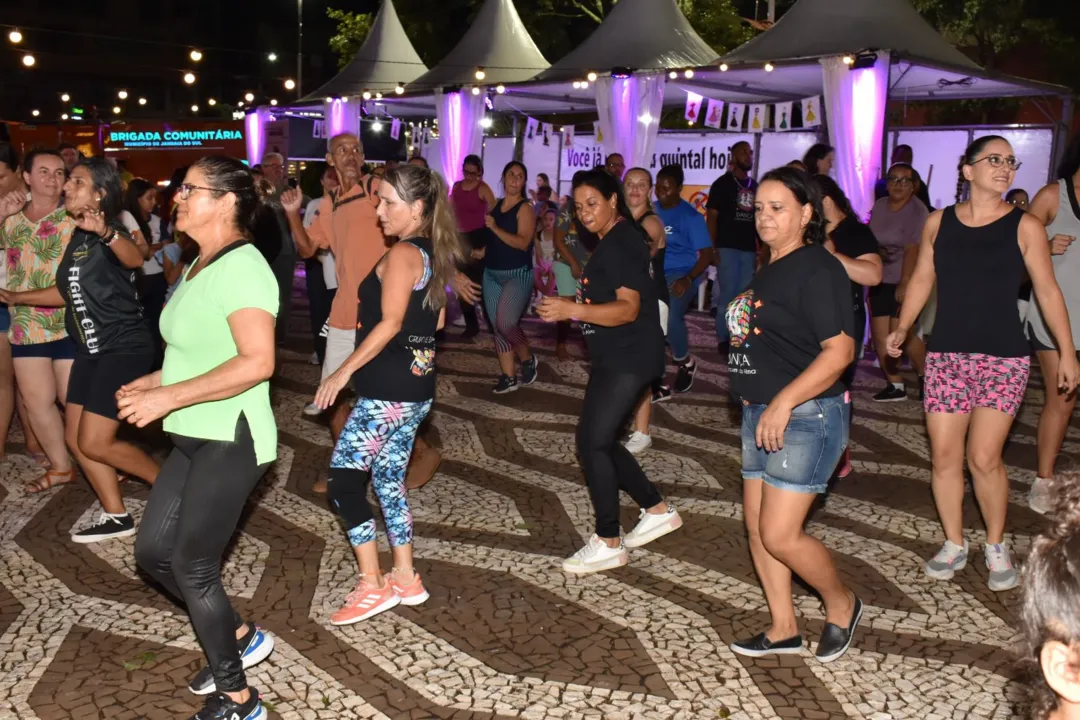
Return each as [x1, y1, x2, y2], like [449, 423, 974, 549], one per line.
[820, 52, 890, 220]
[594, 73, 666, 171]
[436, 89, 486, 186]
[323, 98, 361, 139]
[245, 107, 272, 166]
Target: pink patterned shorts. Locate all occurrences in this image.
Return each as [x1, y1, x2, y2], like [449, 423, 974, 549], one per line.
[924, 352, 1030, 416]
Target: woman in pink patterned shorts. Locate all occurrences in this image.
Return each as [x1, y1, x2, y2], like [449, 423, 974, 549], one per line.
[887, 136, 1079, 593]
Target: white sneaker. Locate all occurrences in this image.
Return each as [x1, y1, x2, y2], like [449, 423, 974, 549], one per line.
[625, 431, 652, 455]
[925, 539, 968, 580]
[302, 402, 322, 417]
[562, 534, 629, 574]
[624, 506, 683, 548]
[985, 543, 1019, 592]
[1029, 476, 1053, 515]
[309, 352, 320, 365]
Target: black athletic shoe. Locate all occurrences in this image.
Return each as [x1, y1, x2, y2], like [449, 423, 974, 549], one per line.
[189, 625, 275, 695]
[730, 632, 804, 658]
[872, 384, 907, 403]
[521, 356, 538, 386]
[674, 360, 697, 394]
[71, 513, 136, 544]
[651, 385, 673, 404]
[191, 689, 266, 720]
[815, 596, 863, 664]
[493, 375, 519, 394]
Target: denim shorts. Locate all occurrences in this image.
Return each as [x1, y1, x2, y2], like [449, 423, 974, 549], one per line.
[741, 393, 851, 494]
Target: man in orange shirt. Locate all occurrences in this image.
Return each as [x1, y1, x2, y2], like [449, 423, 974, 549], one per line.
[282, 133, 440, 491]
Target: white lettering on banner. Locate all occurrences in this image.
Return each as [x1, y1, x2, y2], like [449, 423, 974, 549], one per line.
[108, 128, 243, 149]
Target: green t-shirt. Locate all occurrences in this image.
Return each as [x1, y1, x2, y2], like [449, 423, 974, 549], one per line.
[160, 243, 279, 464]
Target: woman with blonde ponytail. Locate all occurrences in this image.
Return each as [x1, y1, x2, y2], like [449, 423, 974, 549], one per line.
[313, 164, 463, 624]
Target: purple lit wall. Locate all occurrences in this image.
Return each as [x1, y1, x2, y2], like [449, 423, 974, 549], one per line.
[821, 53, 889, 220]
[245, 108, 270, 166]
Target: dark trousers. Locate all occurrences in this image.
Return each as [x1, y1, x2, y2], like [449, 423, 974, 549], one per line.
[577, 369, 664, 538]
[271, 250, 297, 344]
[137, 273, 168, 369]
[304, 258, 334, 363]
[134, 418, 269, 693]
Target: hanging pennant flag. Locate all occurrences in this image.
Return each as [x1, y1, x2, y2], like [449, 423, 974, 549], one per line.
[748, 104, 767, 133]
[684, 91, 703, 124]
[312, 120, 326, 139]
[593, 121, 604, 144]
[703, 98, 724, 130]
[562, 125, 575, 147]
[390, 118, 401, 140]
[422, 126, 431, 145]
[525, 117, 540, 142]
[541, 123, 554, 147]
[802, 96, 821, 127]
[773, 102, 794, 132]
[727, 103, 746, 131]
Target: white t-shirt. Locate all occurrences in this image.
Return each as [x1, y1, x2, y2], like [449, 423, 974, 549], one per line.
[304, 197, 338, 290]
[119, 210, 163, 275]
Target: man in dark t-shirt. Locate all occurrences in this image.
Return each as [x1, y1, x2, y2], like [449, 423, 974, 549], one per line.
[706, 141, 758, 353]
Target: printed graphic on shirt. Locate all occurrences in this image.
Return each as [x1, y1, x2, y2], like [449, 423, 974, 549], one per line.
[726, 289, 757, 348]
[735, 187, 755, 223]
[575, 276, 594, 336]
[410, 347, 435, 377]
[66, 244, 101, 353]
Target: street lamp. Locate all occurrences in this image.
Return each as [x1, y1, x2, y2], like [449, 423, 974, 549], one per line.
[268, 52, 278, 62]
[191, 104, 199, 113]
[118, 90, 128, 100]
[245, 92, 255, 102]
[138, 97, 147, 105]
[190, 49, 203, 62]
[208, 98, 217, 106]
[8, 29, 23, 44]
[284, 78, 295, 91]
[31, 109, 39, 117]
[60, 93, 70, 102]
[183, 72, 196, 84]
[112, 106, 121, 115]
[21, 54, 35, 67]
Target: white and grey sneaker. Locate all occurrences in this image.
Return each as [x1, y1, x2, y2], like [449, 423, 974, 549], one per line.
[562, 534, 628, 575]
[625, 431, 653, 455]
[925, 539, 968, 580]
[985, 543, 1019, 592]
[1029, 477, 1053, 515]
[623, 506, 682, 548]
[71, 512, 136, 544]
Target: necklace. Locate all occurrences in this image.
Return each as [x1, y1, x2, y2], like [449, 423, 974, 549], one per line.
[733, 172, 753, 190]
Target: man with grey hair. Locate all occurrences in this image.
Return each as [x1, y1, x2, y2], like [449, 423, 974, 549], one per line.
[262, 151, 300, 345]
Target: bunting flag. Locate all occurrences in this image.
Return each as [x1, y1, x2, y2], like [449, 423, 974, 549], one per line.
[593, 121, 604, 144]
[727, 103, 746, 131]
[562, 125, 575, 147]
[802, 96, 821, 127]
[774, 102, 794, 132]
[390, 119, 402, 140]
[748, 104, 767, 133]
[684, 92, 703, 124]
[525, 117, 540, 142]
[312, 120, 326, 139]
[703, 98, 724, 129]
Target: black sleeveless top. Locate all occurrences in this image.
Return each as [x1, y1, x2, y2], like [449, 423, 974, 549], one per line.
[928, 205, 1028, 357]
[486, 199, 532, 270]
[351, 238, 438, 403]
[640, 210, 669, 305]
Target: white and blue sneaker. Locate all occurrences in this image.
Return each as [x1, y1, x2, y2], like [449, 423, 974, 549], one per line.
[191, 688, 266, 720]
[189, 625, 274, 695]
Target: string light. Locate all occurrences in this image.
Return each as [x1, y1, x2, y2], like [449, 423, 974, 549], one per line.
[470, 86, 480, 96]
[587, 71, 597, 82]
[31, 109, 39, 117]
[475, 67, 486, 80]
[362, 90, 372, 100]
[325, 96, 333, 102]
[764, 62, 775, 72]
[480, 116, 493, 129]
[60, 93, 70, 102]
[395, 83, 404, 94]
[719, 63, 729, 72]
[22, 54, 35, 67]
[268, 52, 278, 62]
[118, 89, 128, 99]
[375, 91, 383, 99]
[270, 99, 278, 106]
[237, 100, 244, 107]
[842, 55, 854, 66]
[245, 92, 255, 102]
[191, 104, 199, 113]
[189, 49, 203, 62]
[684, 69, 694, 79]
[138, 97, 147, 105]
[495, 84, 505, 94]
[284, 79, 295, 90]
[668, 71, 677, 79]
[183, 71, 196, 84]
[207, 98, 216, 106]
[61, 113, 69, 120]
[371, 121, 383, 133]
[112, 106, 121, 114]
[9, 29, 23, 44]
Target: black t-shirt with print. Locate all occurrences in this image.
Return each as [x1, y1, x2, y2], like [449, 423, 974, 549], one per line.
[57, 227, 154, 357]
[706, 172, 758, 252]
[578, 220, 664, 376]
[726, 243, 854, 404]
[829, 216, 880, 322]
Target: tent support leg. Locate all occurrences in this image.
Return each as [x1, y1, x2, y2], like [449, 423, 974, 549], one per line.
[1052, 96, 1073, 180]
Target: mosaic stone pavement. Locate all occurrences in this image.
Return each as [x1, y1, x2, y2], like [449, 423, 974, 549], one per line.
[0, 284, 1067, 720]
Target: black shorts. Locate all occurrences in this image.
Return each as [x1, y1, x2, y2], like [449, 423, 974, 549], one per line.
[67, 352, 155, 421]
[868, 283, 900, 318]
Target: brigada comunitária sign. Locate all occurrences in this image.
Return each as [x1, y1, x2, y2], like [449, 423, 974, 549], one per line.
[108, 128, 243, 149]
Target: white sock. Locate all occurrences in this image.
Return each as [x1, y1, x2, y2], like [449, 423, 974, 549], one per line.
[1035, 476, 1052, 484]
[891, 381, 905, 390]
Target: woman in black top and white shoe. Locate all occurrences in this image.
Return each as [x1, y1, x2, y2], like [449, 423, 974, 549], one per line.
[726, 168, 862, 663]
[538, 170, 681, 574]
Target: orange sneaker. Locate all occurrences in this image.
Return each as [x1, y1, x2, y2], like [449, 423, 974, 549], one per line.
[388, 569, 430, 606]
[329, 579, 400, 625]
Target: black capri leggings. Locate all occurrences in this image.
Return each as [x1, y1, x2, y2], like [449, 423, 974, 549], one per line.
[135, 416, 270, 694]
[577, 369, 664, 538]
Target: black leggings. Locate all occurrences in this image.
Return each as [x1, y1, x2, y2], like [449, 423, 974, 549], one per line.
[135, 417, 269, 693]
[577, 369, 664, 538]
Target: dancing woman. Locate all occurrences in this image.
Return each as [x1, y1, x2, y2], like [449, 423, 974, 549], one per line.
[887, 136, 1079, 591]
[120, 157, 280, 719]
[538, 169, 681, 574]
[314, 164, 463, 623]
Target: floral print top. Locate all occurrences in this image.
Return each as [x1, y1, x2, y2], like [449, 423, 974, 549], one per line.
[0, 208, 73, 345]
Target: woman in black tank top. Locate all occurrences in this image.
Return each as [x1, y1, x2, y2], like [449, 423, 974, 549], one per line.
[887, 136, 1079, 592]
[313, 165, 465, 625]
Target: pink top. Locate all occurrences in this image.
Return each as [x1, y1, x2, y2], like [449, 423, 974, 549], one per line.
[452, 182, 489, 233]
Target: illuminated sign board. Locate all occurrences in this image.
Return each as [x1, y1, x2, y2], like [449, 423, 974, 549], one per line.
[108, 128, 243, 149]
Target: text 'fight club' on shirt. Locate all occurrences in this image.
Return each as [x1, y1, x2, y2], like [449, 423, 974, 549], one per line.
[57, 227, 154, 356]
[706, 172, 758, 252]
[725, 243, 854, 404]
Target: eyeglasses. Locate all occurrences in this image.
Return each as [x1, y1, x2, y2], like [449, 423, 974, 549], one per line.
[886, 176, 913, 186]
[971, 154, 1022, 171]
[177, 183, 223, 200]
[462, 169, 480, 179]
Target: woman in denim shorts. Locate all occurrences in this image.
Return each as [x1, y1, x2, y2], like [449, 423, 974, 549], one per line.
[724, 167, 862, 664]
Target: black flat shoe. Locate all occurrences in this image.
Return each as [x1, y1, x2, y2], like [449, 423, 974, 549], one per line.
[815, 596, 863, 663]
[730, 632, 804, 657]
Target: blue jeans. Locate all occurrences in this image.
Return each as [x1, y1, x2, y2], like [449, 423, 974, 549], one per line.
[740, 394, 850, 494]
[665, 273, 702, 363]
[714, 248, 757, 343]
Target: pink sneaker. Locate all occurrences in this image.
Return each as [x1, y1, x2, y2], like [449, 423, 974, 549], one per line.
[329, 579, 400, 625]
[388, 569, 430, 606]
[836, 448, 852, 479]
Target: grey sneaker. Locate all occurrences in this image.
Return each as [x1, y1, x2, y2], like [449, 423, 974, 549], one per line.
[984, 543, 1019, 592]
[925, 539, 968, 580]
[1028, 477, 1052, 515]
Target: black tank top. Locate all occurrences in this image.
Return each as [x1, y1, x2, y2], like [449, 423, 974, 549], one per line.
[928, 205, 1028, 357]
[57, 227, 154, 357]
[485, 199, 532, 270]
[351, 238, 438, 403]
[640, 210, 669, 304]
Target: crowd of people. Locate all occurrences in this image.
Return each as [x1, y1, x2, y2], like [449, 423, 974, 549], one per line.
[1, 127, 1079, 720]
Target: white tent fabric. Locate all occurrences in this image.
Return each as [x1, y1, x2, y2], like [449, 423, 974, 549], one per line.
[436, 89, 487, 186]
[594, 74, 666, 171]
[302, 0, 427, 101]
[410, 0, 549, 89]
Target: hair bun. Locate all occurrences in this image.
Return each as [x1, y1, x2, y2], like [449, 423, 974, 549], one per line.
[253, 176, 276, 204]
[1049, 473, 1080, 538]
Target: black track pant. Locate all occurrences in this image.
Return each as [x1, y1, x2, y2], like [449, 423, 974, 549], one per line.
[135, 417, 269, 693]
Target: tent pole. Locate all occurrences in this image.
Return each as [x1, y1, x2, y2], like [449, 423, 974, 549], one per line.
[1052, 95, 1074, 181]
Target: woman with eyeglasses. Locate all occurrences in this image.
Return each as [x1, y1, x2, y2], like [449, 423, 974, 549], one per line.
[887, 136, 1080, 593]
[450, 155, 495, 339]
[118, 157, 279, 720]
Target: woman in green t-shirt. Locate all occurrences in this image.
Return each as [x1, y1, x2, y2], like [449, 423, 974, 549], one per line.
[115, 156, 279, 720]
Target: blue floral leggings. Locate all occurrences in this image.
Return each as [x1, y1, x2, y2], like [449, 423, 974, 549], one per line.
[327, 397, 432, 548]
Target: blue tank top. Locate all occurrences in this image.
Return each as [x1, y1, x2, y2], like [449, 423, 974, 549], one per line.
[486, 199, 532, 270]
